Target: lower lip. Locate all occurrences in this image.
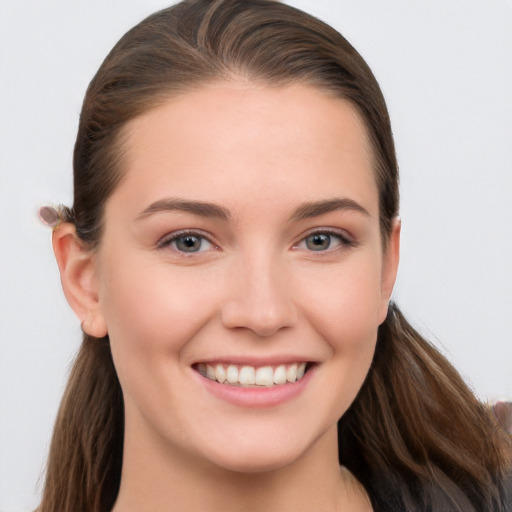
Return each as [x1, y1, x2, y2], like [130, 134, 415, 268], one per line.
[195, 367, 315, 408]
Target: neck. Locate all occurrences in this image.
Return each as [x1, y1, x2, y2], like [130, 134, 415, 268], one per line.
[112, 423, 371, 512]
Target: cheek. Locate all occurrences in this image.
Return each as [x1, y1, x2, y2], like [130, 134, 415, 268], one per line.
[98, 255, 219, 381]
[298, 254, 384, 351]
[302, 258, 382, 417]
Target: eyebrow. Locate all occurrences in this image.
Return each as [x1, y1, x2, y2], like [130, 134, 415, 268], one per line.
[136, 196, 369, 223]
[136, 198, 231, 221]
[289, 198, 370, 221]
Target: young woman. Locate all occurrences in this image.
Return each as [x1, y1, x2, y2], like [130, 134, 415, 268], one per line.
[39, 1, 511, 510]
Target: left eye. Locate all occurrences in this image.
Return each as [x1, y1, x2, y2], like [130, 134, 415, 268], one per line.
[160, 233, 213, 253]
[295, 231, 351, 252]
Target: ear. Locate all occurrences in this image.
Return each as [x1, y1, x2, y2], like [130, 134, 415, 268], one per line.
[52, 223, 108, 338]
[378, 217, 401, 323]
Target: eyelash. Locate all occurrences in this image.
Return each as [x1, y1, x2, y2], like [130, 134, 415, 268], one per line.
[156, 228, 355, 255]
[293, 228, 355, 253]
[156, 230, 218, 254]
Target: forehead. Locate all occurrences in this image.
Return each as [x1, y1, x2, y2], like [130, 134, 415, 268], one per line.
[113, 82, 378, 219]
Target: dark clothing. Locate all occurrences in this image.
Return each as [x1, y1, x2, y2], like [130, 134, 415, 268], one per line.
[368, 472, 512, 512]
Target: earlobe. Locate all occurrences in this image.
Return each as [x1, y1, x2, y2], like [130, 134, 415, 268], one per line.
[379, 217, 401, 322]
[52, 223, 108, 338]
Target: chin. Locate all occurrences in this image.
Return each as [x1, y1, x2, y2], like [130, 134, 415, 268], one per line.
[211, 449, 303, 474]
[199, 430, 323, 475]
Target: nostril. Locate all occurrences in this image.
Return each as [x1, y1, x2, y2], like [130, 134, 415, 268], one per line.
[220, 266, 298, 336]
[221, 301, 298, 337]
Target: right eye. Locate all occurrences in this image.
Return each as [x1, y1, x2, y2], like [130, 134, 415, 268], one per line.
[157, 231, 215, 254]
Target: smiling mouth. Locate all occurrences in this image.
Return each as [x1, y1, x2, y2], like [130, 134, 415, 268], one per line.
[195, 362, 311, 387]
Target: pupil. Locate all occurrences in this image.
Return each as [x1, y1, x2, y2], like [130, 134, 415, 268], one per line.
[178, 236, 200, 252]
[307, 234, 330, 251]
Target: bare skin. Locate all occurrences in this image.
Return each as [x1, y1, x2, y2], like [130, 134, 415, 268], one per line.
[114, 427, 371, 512]
[54, 82, 399, 511]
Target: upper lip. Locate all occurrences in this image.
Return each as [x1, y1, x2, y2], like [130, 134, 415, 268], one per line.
[192, 355, 318, 367]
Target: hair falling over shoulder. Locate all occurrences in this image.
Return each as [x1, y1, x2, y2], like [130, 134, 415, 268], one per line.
[339, 303, 511, 511]
[40, 335, 124, 512]
[39, 1, 511, 510]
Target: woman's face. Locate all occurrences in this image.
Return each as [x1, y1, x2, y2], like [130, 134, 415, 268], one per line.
[93, 83, 399, 473]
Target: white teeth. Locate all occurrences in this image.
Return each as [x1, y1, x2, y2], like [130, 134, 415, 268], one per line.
[255, 366, 274, 387]
[215, 364, 226, 383]
[273, 364, 287, 385]
[226, 365, 239, 384]
[200, 362, 309, 387]
[239, 366, 255, 386]
[286, 363, 298, 383]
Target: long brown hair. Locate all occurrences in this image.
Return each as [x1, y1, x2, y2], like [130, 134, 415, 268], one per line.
[41, 1, 511, 510]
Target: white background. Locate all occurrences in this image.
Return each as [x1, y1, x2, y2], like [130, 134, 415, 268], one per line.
[1, 1, 511, 510]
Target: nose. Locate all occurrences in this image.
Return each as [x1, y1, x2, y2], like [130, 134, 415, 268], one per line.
[221, 253, 298, 337]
